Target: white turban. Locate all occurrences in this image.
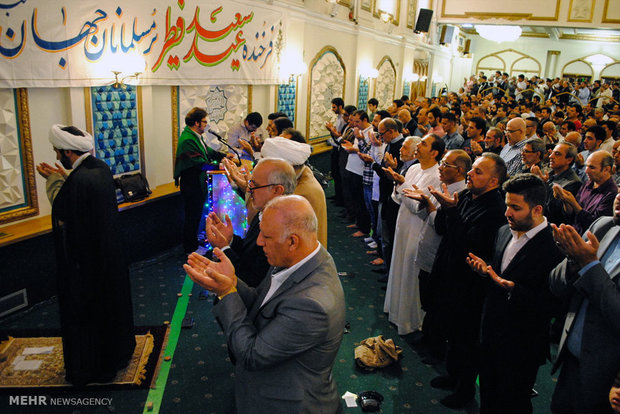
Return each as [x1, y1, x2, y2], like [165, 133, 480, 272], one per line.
[261, 137, 311, 166]
[49, 124, 93, 152]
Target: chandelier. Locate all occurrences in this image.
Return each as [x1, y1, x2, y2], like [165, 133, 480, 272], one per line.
[475, 25, 522, 43]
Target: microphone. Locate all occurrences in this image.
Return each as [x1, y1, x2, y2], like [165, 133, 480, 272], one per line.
[206, 128, 241, 165]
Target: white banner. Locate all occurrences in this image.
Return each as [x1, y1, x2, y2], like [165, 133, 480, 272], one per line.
[0, 0, 283, 87]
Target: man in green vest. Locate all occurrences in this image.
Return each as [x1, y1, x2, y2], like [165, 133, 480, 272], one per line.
[174, 107, 225, 253]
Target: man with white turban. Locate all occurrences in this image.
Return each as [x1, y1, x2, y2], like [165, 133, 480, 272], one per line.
[36, 124, 135, 385]
[261, 136, 328, 247]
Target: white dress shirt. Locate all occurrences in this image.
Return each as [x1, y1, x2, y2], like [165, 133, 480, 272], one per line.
[260, 243, 321, 307]
[501, 217, 548, 273]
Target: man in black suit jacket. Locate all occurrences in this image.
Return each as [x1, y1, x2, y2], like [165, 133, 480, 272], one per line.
[549, 199, 620, 414]
[424, 153, 508, 409]
[205, 158, 297, 287]
[468, 174, 565, 414]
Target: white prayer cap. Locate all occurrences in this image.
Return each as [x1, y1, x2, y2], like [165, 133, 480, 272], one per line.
[49, 124, 94, 152]
[261, 137, 311, 166]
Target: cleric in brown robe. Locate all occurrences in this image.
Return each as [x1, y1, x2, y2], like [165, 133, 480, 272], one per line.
[36, 125, 135, 385]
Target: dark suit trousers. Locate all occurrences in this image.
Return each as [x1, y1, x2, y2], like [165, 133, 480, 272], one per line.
[445, 300, 483, 399]
[551, 353, 614, 414]
[379, 199, 398, 271]
[331, 147, 343, 203]
[479, 346, 539, 414]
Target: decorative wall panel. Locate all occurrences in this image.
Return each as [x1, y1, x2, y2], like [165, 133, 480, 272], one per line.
[357, 78, 369, 112]
[375, 57, 396, 110]
[277, 79, 297, 124]
[403, 82, 411, 98]
[90, 85, 142, 175]
[0, 89, 37, 224]
[175, 85, 249, 156]
[307, 47, 346, 143]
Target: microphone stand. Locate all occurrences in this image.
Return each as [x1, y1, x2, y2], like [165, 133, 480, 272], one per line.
[206, 129, 241, 165]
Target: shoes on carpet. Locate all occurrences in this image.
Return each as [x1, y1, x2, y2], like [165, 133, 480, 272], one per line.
[377, 275, 388, 283]
[367, 241, 378, 249]
[346, 223, 358, 229]
[430, 375, 456, 389]
[371, 269, 386, 274]
[364, 236, 374, 243]
[440, 392, 474, 409]
[352, 231, 366, 237]
[366, 250, 378, 255]
[370, 258, 384, 265]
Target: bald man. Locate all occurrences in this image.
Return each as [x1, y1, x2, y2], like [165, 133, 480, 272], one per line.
[185, 195, 345, 414]
[500, 117, 528, 176]
[398, 108, 417, 137]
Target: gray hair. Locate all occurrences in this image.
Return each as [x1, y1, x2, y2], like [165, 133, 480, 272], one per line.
[524, 137, 546, 158]
[264, 195, 318, 240]
[557, 141, 578, 164]
[256, 158, 297, 195]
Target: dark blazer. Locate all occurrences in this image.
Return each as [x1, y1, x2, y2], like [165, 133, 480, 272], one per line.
[549, 216, 620, 410]
[545, 168, 582, 225]
[213, 247, 345, 414]
[426, 188, 507, 313]
[481, 224, 564, 365]
[224, 215, 269, 288]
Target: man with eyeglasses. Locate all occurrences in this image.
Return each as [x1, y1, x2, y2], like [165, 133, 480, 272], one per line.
[205, 158, 296, 288]
[500, 117, 528, 177]
[519, 137, 546, 174]
[531, 142, 582, 226]
[358, 118, 404, 276]
[174, 107, 226, 253]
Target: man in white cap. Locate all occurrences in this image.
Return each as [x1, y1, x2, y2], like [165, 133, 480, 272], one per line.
[261, 136, 328, 247]
[36, 125, 135, 386]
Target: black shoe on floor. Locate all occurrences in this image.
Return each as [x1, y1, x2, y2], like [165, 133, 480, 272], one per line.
[377, 275, 388, 283]
[440, 392, 474, 409]
[371, 269, 386, 274]
[430, 375, 457, 389]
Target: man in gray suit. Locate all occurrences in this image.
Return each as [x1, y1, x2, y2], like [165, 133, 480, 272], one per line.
[185, 195, 345, 414]
[550, 190, 620, 413]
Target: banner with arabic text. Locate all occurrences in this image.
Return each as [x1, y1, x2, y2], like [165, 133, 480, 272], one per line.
[0, 0, 283, 88]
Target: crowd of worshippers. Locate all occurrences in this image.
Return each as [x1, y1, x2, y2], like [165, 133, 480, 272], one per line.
[325, 82, 620, 413]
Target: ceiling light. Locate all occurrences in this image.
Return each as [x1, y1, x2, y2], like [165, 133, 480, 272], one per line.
[475, 25, 522, 43]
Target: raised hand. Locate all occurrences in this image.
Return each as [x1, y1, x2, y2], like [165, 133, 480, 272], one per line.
[184, 249, 237, 296]
[206, 212, 234, 248]
[551, 223, 599, 267]
[466, 253, 515, 290]
[36, 162, 67, 179]
[530, 165, 549, 182]
[239, 139, 254, 157]
[428, 183, 459, 209]
[402, 185, 435, 212]
[358, 152, 373, 163]
[222, 158, 249, 192]
[384, 152, 397, 169]
[382, 166, 405, 184]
